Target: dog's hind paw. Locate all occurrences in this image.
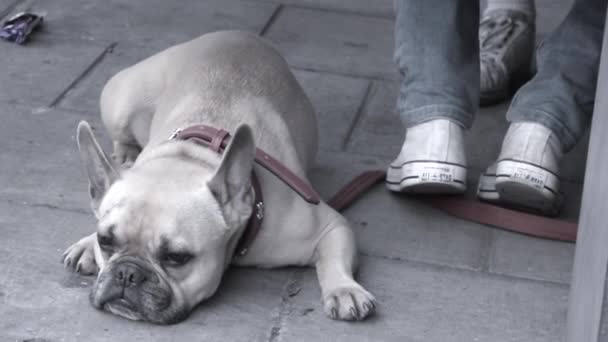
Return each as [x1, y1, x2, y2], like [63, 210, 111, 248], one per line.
[322, 284, 377, 321]
[62, 233, 98, 275]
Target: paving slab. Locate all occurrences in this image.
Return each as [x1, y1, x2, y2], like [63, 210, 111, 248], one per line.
[343, 80, 402, 157]
[490, 230, 574, 285]
[0, 105, 99, 212]
[484, 177, 580, 285]
[293, 70, 370, 151]
[346, 80, 588, 184]
[0, 201, 290, 342]
[58, 42, 371, 152]
[0, 0, 16, 15]
[279, 256, 568, 342]
[57, 44, 157, 113]
[0, 33, 107, 108]
[11, 0, 276, 50]
[264, 6, 398, 80]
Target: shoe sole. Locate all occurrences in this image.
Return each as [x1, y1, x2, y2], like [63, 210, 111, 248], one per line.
[386, 161, 467, 194]
[476, 171, 500, 202]
[493, 159, 562, 215]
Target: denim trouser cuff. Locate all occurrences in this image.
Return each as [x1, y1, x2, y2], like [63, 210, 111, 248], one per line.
[508, 107, 577, 151]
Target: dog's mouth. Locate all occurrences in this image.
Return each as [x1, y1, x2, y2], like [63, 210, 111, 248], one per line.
[91, 287, 149, 320]
[104, 298, 143, 321]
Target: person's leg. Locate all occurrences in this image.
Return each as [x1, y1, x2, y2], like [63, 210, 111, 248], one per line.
[387, 0, 479, 194]
[507, 0, 606, 151]
[478, 0, 607, 214]
[479, 0, 536, 105]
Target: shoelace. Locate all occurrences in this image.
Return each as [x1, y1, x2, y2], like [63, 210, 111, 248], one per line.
[479, 15, 518, 89]
[479, 16, 515, 51]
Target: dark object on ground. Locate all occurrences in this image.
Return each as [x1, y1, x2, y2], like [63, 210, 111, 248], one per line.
[0, 12, 43, 44]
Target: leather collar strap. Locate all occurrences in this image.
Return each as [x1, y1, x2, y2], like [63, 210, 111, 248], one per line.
[171, 125, 320, 204]
[234, 171, 264, 257]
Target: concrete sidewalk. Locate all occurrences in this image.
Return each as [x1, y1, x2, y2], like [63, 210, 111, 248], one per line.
[0, 0, 583, 341]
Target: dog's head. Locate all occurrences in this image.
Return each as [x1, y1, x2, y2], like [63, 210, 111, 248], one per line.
[76, 121, 255, 324]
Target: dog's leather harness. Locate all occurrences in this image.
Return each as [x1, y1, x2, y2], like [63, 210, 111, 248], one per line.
[170, 125, 321, 257]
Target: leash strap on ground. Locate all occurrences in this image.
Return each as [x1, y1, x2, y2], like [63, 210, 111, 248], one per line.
[327, 170, 578, 243]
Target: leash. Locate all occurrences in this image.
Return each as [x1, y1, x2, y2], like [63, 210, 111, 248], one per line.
[172, 124, 577, 259]
[327, 170, 578, 242]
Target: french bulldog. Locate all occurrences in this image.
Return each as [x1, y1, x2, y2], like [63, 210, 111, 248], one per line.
[63, 30, 376, 324]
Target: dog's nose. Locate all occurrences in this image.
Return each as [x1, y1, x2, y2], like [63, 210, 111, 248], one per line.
[113, 262, 147, 287]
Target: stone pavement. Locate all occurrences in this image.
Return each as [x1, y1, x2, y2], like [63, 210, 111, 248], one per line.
[0, 0, 584, 341]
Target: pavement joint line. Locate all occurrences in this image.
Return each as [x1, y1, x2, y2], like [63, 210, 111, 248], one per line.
[49, 42, 118, 108]
[247, 0, 395, 20]
[478, 228, 495, 273]
[0, 0, 22, 21]
[359, 251, 570, 287]
[341, 80, 375, 151]
[267, 269, 304, 342]
[285, 3, 394, 20]
[1, 198, 90, 216]
[291, 65, 399, 83]
[259, 3, 283, 36]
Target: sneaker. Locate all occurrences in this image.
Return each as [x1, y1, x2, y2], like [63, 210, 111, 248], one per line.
[477, 122, 564, 215]
[479, 9, 535, 105]
[387, 119, 467, 194]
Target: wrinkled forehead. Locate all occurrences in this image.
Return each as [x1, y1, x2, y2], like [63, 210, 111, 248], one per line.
[97, 180, 227, 248]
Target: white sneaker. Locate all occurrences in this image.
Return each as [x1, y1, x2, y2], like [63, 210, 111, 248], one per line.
[387, 119, 467, 194]
[479, 9, 535, 105]
[477, 122, 564, 215]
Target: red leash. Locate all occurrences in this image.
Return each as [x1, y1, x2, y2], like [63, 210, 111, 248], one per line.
[327, 170, 577, 243]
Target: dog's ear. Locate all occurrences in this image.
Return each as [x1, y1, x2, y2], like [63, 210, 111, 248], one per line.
[76, 121, 119, 216]
[207, 124, 256, 209]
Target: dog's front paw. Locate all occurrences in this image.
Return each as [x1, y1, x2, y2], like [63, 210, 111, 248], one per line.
[62, 234, 98, 275]
[322, 284, 377, 321]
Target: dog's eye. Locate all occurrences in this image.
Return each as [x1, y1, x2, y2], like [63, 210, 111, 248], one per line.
[97, 234, 114, 251]
[162, 252, 193, 267]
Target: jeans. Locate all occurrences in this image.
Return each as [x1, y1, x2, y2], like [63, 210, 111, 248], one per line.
[394, 0, 607, 151]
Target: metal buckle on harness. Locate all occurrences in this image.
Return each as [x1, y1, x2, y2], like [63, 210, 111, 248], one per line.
[168, 128, 183, 140]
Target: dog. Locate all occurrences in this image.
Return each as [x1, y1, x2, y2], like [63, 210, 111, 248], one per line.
[62, 30, 376, 324]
